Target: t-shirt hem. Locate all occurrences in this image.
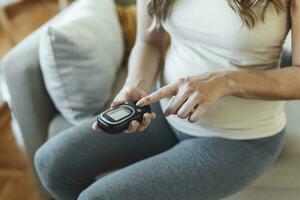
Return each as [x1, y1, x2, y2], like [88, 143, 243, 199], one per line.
[166, 116, 287, 140]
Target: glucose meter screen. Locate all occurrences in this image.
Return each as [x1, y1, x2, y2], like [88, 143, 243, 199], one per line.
[108, 108, 131, 121]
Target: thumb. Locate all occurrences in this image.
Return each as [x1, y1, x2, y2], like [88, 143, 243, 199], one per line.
[92, 121, 101, 132]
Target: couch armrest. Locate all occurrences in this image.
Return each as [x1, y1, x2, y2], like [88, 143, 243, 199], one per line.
[1, 29, 57, 164]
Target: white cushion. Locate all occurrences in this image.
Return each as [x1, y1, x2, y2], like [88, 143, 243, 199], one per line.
[39, 0, 124, 124]
[47, 66, 128, 138]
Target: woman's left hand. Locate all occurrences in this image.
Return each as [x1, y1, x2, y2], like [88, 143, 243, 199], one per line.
[136, 71, 233, 123]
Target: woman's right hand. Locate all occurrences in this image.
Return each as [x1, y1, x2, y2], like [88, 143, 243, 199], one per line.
[92, 84, 156, 133]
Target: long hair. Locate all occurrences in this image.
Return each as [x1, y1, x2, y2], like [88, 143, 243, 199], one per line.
[147, 0, 286, 30]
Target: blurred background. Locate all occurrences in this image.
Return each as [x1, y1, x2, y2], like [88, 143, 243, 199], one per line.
[0, 0, 69, 58]
[0, 1, 70, 199]
[0, 0, 136, 199]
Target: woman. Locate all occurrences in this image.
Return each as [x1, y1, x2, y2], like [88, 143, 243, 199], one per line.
[35, 0, 300, 199]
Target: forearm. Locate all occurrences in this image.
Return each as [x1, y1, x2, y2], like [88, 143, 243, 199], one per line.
[125, 42, 164, 92]
[225, 66, 300, 100]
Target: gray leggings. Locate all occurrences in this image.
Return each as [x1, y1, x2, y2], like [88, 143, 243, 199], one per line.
[34, 103, 285, 200]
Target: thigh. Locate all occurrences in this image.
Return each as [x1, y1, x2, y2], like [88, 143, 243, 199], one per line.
[79, 131, 285, 200]
[36, 103, 178, 184]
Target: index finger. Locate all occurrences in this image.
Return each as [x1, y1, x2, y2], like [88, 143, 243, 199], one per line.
[136, 84, 177, 106]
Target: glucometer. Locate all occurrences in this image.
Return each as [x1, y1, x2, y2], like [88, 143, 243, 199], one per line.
[97, 100, 151, 134]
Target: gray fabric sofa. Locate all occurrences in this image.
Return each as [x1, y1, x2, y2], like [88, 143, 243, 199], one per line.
[1, 0, 300, 199]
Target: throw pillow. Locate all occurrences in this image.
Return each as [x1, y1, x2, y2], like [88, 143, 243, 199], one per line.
[39, 0, 124, 125]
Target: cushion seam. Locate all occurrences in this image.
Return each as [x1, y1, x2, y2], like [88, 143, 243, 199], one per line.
[47, 27, 73, 116]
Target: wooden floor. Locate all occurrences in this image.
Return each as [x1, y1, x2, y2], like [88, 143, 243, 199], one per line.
[0, 0, 59, 58]
[0, 0, 61, 199]
[0, 103, 46, 200]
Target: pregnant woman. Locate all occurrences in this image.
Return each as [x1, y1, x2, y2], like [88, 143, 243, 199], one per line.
[35, 0, 300, 199]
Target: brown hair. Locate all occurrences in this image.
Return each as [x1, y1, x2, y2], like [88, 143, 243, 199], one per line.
[147, 0, 286, 30]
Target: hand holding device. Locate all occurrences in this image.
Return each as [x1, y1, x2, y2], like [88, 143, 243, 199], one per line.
[92, 84, 156, 133]
[96, 101, 151, 134]
[136, 73, 231, 123]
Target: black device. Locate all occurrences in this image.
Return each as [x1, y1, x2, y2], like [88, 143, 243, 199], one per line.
[97, 100, 151, 134]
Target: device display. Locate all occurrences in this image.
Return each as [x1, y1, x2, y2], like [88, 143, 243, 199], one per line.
[96, 100, 151, 134]
[107, 108, 132, 121]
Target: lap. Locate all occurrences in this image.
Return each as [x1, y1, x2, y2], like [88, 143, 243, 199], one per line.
[79, 130, 285, 200]
[35, 102, 178, 182]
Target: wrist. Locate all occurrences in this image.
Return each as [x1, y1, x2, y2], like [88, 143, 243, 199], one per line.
[125, 77, 148, 91]
[222, 71, 242, 96]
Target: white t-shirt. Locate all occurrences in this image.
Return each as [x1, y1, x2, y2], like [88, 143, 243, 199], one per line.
[159, 0, 290, 139]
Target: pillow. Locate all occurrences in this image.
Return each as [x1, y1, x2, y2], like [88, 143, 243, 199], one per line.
[39, 0, 124, 125]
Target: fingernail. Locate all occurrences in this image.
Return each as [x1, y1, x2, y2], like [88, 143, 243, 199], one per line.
[136, 99, 144, 106]
[92, 123, 96, 131]
[188, 117, 197, 123]
[92, 122, 100, 132]
[164, 110, 170, 116]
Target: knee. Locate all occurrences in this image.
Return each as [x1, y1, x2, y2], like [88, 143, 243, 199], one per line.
[34, 144, 65, 194]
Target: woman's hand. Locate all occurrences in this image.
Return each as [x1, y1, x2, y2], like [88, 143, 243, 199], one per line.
[92, 83, 156, 133]
[136, 72, 233, 123]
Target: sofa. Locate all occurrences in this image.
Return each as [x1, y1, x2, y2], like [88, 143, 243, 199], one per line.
[1, 0, 300, 199]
